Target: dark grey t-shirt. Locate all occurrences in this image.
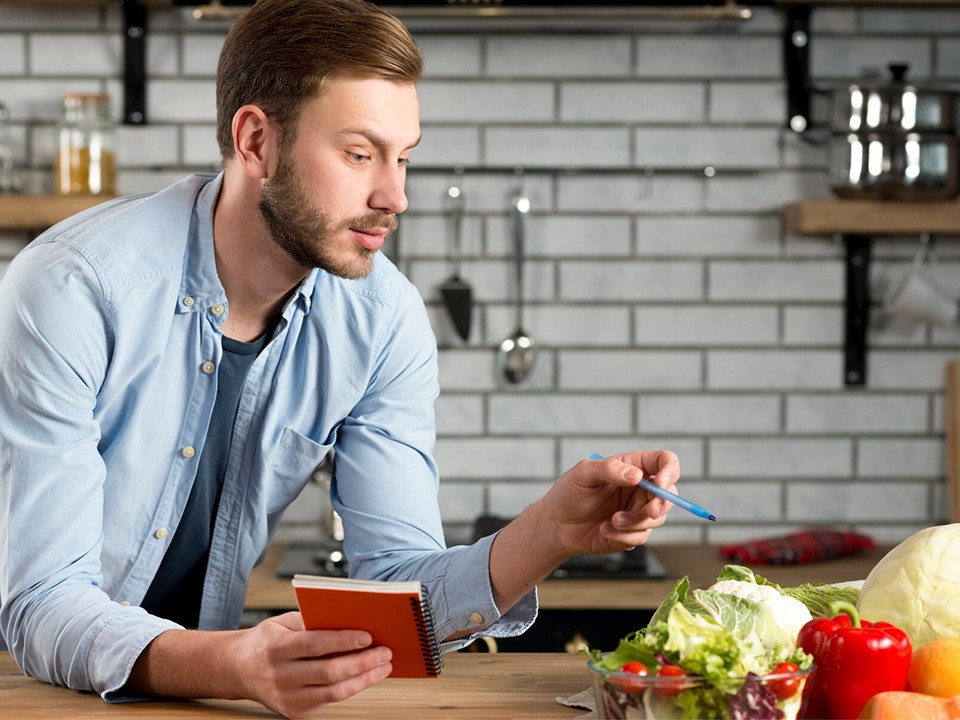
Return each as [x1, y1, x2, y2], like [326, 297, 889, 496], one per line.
[141, 333, 266, 628]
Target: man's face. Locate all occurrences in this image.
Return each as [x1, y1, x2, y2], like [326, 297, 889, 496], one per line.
[258, 77, 420, 279]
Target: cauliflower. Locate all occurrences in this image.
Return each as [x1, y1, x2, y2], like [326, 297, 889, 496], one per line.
[708, 579, 812, 643]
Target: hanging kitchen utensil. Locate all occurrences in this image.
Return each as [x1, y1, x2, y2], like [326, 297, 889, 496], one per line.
[498, 177, 537, 384]
[438, 169, 472, 341]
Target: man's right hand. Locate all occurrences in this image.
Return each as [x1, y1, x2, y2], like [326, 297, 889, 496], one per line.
[127, 611, 393, 719]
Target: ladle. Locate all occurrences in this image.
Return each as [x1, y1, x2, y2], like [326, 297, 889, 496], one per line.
[498, 184, 536, 383]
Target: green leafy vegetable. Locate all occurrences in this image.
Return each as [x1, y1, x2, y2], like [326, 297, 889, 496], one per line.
[783, 582, 860, 618]
[690, 589, 792, 661]
[588, 565, 819, 720]
[717, 564, 861, 618]
[857, 523, 960, 647]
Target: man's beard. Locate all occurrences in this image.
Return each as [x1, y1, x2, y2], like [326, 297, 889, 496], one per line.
[258, 155, 397, 280]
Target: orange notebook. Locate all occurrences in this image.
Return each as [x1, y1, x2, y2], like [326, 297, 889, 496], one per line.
[292, 574, 443, 678]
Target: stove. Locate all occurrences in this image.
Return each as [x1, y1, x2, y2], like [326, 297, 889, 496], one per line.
[275, 514, 668, 580]
[275, 538, 666, 580]
[276, 540, 349, 579]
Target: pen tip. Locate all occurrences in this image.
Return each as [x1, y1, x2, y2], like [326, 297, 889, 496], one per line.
[708, 515, 718, 522]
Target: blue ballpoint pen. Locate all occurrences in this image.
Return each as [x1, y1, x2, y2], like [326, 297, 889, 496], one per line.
[589, 452, 717, 522]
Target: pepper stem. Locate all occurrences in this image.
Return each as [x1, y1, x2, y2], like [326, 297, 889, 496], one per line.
[828, 600, 861, 628]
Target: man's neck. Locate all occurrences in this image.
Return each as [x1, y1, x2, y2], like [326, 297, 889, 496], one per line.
[213, 174, 307, 342]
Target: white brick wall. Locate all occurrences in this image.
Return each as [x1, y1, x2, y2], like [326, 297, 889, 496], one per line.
[1, 4, 957, 548]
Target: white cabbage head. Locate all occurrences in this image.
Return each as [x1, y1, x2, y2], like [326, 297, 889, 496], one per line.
[857, 523, 960, 648]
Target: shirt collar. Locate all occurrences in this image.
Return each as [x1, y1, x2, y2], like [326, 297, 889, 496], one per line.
[178, 172, 318, 321]
[179, 172, 227, 316]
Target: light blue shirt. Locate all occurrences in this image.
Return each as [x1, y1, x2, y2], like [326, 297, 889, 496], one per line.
[0, 173, 536, 701]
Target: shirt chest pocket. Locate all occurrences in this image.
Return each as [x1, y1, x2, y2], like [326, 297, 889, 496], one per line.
[266, 427, 332, 515]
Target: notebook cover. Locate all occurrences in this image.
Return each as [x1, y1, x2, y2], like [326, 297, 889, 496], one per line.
[292, 575, 442, 678]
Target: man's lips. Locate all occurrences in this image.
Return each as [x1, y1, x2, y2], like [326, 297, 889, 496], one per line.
[351, 226, 390, 252]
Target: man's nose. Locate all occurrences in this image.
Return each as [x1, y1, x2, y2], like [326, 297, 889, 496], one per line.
[370, 165, 408, 215]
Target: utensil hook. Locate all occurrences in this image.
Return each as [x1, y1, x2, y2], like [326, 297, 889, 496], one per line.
[914, 232, 936, 269]
[446, 164, 466, 275]
[511, 167, 530, 330]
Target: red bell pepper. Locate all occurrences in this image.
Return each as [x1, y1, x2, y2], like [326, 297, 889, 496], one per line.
[797, 601, 912, 720]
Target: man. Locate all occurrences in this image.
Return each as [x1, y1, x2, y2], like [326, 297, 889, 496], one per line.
[0, 0, 680, 717]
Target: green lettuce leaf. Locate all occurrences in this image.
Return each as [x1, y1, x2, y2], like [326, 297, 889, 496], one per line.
[784, 583, 860, 618]
[687, 589, 793, 657]
[649, 574, 690, 627]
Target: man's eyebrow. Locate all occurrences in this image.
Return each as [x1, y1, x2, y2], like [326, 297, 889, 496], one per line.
[338, 127, 421, 150]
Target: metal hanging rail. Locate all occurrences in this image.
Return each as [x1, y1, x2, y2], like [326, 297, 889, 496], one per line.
[383, 1, 753, 21]
[408, 165, 756, 176]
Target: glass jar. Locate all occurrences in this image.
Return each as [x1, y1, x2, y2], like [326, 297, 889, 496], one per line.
[55, 93, 116, 196]
[0, 102, 21, 194]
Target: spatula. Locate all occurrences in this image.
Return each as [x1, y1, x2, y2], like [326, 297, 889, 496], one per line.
[438, 177, 472, 341]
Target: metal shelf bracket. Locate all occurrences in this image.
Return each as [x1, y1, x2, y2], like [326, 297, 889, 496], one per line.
[842, 235, 873, 387]
[123, 0, 147, 125]
[784, 4, 812, 133]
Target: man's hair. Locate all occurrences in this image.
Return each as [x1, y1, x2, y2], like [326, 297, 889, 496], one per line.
[215, 0, 424, 160]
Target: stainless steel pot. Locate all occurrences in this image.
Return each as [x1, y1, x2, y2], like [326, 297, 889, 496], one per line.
[829, 132, 959, 200]
[827, 64, 960, 199]
[831, 64, 957, 134]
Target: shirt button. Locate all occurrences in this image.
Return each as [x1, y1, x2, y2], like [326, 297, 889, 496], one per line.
[118, 600, 131, 607]
[201, 360, 216, 374]
[153, 528, 168, 539]
[182, 295, 195, 307]
[469, 612, 484, 624]
[181, 446, 196, 459]
[210, 304, 225, 317]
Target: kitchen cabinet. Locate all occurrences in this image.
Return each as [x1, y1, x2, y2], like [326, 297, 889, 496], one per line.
[0, 195, 112, 231]
[785, 199, 960, 387]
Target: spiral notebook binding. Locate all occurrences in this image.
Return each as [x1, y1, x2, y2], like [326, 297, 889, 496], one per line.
[411, 587, 443, 676]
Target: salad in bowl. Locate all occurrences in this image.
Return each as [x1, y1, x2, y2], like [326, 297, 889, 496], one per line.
[587, 566, 857, 720]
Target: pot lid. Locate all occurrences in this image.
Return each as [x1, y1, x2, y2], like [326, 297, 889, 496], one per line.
[827, 63, 960, 95]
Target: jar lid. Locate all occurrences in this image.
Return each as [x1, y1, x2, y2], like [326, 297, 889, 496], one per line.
[62, 92, 109, 101]
[61, 93, 111, 112]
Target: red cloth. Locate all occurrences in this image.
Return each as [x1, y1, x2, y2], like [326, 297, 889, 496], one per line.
[719, 527, 876, 565]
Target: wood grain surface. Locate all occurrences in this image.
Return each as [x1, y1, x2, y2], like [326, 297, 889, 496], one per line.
[1, 651, 588, 719]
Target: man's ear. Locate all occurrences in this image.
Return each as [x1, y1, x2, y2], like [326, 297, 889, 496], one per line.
[232, 105, 275, 180]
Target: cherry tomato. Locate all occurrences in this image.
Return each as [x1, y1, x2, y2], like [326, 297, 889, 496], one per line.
[654, 664, 687, 698]
[611, 660, 650, 692]
[769, 661, 801, 700]
[620, 661, 649, 676]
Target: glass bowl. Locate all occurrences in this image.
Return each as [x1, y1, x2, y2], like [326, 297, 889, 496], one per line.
[587, 659, 813, 720]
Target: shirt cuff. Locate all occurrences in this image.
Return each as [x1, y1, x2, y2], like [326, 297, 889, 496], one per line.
[439, 588, 538, 653]
[433, 532, 539, 647]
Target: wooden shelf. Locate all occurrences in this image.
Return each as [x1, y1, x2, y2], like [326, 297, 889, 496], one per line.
[785, 200, 960, 236]
[0, 1, 173, 6]
[777, 0, 960, 5]
[0, 195, 114, 230]
[785, 199, 960, 387]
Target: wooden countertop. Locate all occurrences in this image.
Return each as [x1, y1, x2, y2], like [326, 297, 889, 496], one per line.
[246, 542, 891, 612]
[3, 546, 890, 717]
[1, 651, 587, 718]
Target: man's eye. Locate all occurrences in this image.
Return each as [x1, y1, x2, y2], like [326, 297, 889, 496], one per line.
[348, 152, 368, 162]
[398, 157, 411, 167]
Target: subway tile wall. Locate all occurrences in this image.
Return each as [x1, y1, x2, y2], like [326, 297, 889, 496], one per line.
[2, 4, 959, 549]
